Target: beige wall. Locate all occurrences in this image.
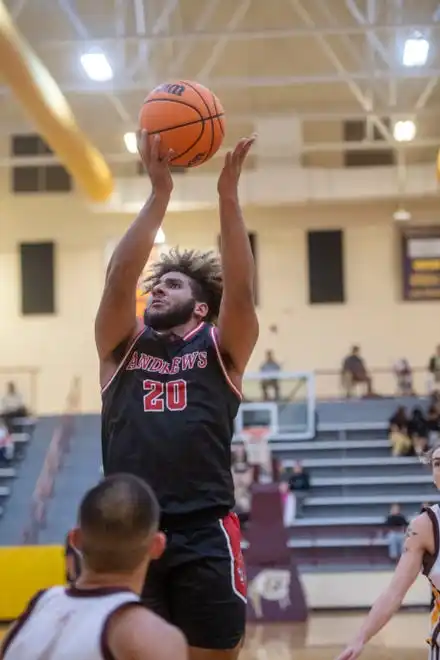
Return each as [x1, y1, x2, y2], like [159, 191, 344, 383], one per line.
[0, 186, 439, 414]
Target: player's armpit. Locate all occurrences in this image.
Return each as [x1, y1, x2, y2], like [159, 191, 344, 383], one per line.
[107, 605, 188, 660]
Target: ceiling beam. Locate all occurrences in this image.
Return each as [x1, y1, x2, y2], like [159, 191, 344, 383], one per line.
[168, 0, 222, 77]
[37, 23, 440, 50]
[197, 0, 251, 78]
[3, 68, 440, 95]
[57, 0, 132, 123]
[3, 107, 440, 135]
[287, 0, 392, 142]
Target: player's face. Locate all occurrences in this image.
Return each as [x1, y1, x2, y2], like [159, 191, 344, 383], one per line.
[432, 447, 440, 488]
[145, 271, 198, 330]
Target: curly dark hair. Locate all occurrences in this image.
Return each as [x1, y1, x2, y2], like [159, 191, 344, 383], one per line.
[143, 248, 223, 323]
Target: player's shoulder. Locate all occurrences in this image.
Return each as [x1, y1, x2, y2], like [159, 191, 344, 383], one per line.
[407, 510, 436, 548]
[106, 603, 187, 660]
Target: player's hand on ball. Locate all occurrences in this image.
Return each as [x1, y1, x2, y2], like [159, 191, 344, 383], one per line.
[335, 640, 365, 660]
[217, 134, 256, 198]
[137, 129, 174, 196]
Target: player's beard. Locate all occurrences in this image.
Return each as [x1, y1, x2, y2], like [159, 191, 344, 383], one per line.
[144, 297, 196, 331]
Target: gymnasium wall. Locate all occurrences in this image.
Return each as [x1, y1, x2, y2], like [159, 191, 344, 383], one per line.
[0, 178, 440, 413]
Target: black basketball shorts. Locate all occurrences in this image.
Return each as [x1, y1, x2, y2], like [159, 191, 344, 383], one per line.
[141, 511, 247, 649]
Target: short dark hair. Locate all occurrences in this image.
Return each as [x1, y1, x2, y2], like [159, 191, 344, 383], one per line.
[144, 248, 223, 323]
[79, 474, 159, 574]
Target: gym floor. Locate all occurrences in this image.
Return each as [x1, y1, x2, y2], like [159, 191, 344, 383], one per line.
[0, 611, 429, 658]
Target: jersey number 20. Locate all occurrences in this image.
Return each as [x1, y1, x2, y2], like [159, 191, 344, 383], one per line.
[143, 379, 187, 412]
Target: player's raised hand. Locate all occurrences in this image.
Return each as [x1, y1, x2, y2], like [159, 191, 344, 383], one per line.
[335, 640, 365, 660]
[217, 134, 256, 198]
[137, 129, 174, 196]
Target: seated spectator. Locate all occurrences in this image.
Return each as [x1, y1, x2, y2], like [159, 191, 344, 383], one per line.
[341, 345, 373, 398]
[428, 345, 440, 394]
[388, 406, 412, 456]
[408, 407, 429, 455]
[0, 421, 13, 465]
[260, 350, 281, 401]
[427, 401, 440, 446]
[1, 381, 27, 427]
[384, 503, 408, 562]
[283, 461, 311, 525]
[394, 358, 414, 396]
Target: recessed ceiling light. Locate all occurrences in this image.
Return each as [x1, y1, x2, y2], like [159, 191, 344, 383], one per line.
[80, 52, 113, 82]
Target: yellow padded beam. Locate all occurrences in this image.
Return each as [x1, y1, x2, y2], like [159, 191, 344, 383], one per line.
[0, 0, 113, 202]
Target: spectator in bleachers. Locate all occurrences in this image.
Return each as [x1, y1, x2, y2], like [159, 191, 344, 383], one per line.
[283, 461, 310, 524]
[341, 345, 373, 398]
[0, 420, 13, 465]
[408, 407, 429, 456]
[232, 443, 252, 526]
[427, 399, 440, 446]
[384, 503, 408, 562]
[388, 406, 412, 456]
[1, 381, 27, 427]
[428, 345, 440, 393]
[260, 350, 281, 401]
[394, 358, 414, 396]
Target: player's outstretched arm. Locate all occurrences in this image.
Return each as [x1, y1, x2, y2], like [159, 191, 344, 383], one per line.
[95, 131, 174, 361]
[107, 606, 188, 660]
[335, 513, 431, 660]
[216, 136, 259, 375]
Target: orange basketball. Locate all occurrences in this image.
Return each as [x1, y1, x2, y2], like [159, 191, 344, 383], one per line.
[139, 80, 225, 168]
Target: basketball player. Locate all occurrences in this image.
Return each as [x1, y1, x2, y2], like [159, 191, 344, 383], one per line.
[336, 444, 440, 660]
[0, 474, 187, 660]
[95, 130, 258, 660]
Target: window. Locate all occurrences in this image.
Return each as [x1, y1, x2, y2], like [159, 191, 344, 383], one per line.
[307, 230, 345, 304]
[343, 118, 395, 167]
[20, 242, 56, 315]
[11, 134, 72, 193]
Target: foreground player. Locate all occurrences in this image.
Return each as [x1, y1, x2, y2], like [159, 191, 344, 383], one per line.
[96, 130, 258, 659]
[0, 474, 186, 660]
[337, 444, 440, 660]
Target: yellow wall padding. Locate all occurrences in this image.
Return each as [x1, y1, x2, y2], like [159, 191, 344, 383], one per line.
[0, 0, 113, 202]
[0, 545, 65, 620]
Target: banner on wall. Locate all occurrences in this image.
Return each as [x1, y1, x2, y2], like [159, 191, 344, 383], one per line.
[401, 226, 440, 301]
[104, 230, 168, 318]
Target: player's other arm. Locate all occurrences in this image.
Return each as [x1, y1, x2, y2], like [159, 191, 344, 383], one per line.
[336, 513, 430, 660]
[107, 606, 188, 660]
[216, 136, 259, 375]
[95, 132, 174, 361]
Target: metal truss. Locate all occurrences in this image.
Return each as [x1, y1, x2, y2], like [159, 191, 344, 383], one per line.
[37, 23, 440, 51]
[8, 67, 438, 96]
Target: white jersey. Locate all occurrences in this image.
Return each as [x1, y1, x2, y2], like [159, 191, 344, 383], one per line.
[3, 585, 141, 660]
[423, 505, 440, 659]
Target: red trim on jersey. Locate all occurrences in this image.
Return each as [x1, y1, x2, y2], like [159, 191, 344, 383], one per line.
[183, 321, 205, 341]
[210, 326, 242, 399]
[100, 601, 145, 660]
[219, 512, 247, 603]
[101, 327, 146, 395]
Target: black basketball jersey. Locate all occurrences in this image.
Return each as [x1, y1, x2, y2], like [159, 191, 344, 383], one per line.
[101, 322, 241, 520]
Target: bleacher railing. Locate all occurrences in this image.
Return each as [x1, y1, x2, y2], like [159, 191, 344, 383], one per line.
[314, 366, 430, 399]
[22, 377, 81, 544]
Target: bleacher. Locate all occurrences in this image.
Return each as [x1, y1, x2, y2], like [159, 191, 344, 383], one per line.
[0, 417, 35, 526]
[238, 388, 435, 568]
